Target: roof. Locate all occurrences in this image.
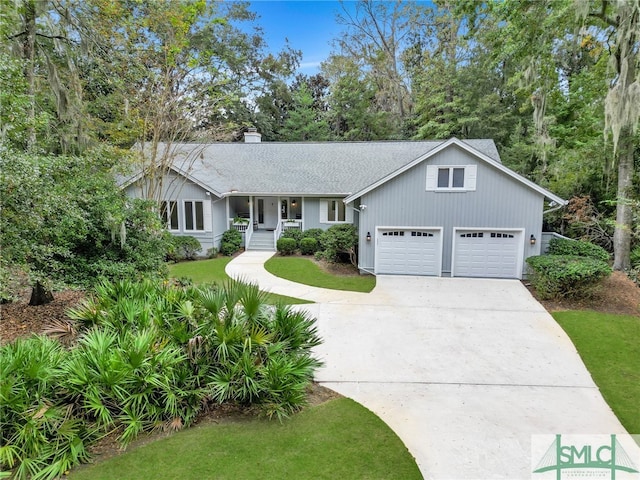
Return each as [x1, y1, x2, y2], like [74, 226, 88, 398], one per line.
[344, 138, 567, 206]
[121, 139, 502, 197]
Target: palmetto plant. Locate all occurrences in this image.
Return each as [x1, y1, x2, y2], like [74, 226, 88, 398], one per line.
[2, 278, 323, 478]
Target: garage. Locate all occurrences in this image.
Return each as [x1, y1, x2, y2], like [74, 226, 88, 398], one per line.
[452, 229, 524, 278]
[376, 227, 442, 276]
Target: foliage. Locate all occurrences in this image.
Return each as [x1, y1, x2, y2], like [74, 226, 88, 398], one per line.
[547, 238, 610, 262]
[303, 228, 325, 245]
[318, 224, 359, 267]
[264, 257, 375, 293]
[167, 236, 202, 262]
[554, 311, 640, 434]
[281, 228, 304, 247]
[1, 279, 322, 478]
[526, 255, 611, 300]
[0, 148, 169, 296]
[277, 238, 298, 256]
[300, 237, 319, 255]
[220, 229, 243, 256]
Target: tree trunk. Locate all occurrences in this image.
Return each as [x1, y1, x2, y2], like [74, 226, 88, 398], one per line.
[612, 131, 634, 271]
[22, 0, 37, 151]
[29, 281, 54, 306]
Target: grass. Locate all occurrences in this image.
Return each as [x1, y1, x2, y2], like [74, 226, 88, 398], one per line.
[168, 258, 312, 305]
[264, 257, 376, 293]
[553, 311, 640, 434]
[70, 398, 422, 480]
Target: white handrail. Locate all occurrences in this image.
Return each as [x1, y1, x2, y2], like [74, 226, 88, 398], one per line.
[245, 221, 253, 249]
[274, 220, 283, 249]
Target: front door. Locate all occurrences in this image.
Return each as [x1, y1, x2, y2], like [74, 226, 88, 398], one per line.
[254, 197, 278, 230]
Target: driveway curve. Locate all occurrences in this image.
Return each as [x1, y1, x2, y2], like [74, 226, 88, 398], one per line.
[227, 252, 634, 479]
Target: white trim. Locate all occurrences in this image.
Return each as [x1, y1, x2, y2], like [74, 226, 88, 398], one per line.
[374, 226, 443, 276]
[345, 138, 566, 206]
[320, 198, 350, 224]
[451, 227, 525, 279]
[182, 199, 209, 232]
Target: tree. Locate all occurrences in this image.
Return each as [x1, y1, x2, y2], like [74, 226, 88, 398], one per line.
[280, 82, 331, 141]
[0, 147, 168, 303]
[576, 0, 640, 270]
[332, 0, 421, 134]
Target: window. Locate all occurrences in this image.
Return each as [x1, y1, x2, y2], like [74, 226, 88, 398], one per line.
[184, 200, 205, 231]
[321, 199, 347, 223]
[329, 200, 345, 222]
[437, 167, 465, 188]
[426, 165, 476, 191]
[160, 201, 179, 230]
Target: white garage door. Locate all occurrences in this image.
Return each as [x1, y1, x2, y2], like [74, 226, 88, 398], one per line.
[376, 228, 442, 276]
[453, 229, 523, 278]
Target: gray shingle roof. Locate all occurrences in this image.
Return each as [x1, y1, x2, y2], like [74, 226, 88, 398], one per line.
[128, 139, 501, 196]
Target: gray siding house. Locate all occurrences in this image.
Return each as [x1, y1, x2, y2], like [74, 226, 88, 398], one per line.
[121, 134, 566, 279]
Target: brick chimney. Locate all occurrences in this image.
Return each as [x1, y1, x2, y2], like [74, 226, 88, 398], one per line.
[243, 127, 262, 143]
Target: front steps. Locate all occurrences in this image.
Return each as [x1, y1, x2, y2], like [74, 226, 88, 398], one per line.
[247, 230, 275, 251]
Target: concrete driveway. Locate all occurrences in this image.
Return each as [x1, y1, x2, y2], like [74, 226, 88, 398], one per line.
[227, 253, 633, 479]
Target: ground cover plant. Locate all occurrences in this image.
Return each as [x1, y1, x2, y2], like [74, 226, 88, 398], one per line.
[264, 257, 376, 293]
[167, 258, 312, 305]
[0, 279, 322, 479]
[69, 398, 422, 480]
[553, 311, 639, 434]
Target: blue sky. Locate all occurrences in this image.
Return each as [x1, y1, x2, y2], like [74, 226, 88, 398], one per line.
[247, 1, 347, 75]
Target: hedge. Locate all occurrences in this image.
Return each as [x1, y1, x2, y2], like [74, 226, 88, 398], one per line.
[300, 237, 319, 255]
[221, 229, 243, 256]
[547, 237, 610, 262]
[277, 237, 297, 255]
[526, 254, 611, 299]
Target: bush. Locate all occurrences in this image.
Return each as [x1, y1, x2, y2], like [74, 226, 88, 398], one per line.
[526, 255, 611, 299]
[220, 229, 243, 256]
[300, 237, 319, 255]
[2, 279, 323, 478]
[168, 236, 202, 262]
[303, 228, 324, 245]
[277, 237, 297, 255]
[319, 224, 358, 266]
[548, 237, 610, 262]
[630, 246, 640, 268]
[206, 247, 218, 259]
[281, 228, 304, 247]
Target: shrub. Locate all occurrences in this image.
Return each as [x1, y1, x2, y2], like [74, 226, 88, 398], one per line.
[319, 224, 358, 266]
[3, 279, 323, 478]
[277, 237, 297, 255]
[168, 236, 202, 262]
[281, 228, 304, 247]
[206, 247, 218, 259]
[220, 229, 243, 256]
[630, 246, 640, 268]
[526, 255, 611, 299]
[303, 228, 324, 245]
[300, 237, 319, 255]
[548, 237, 610, 262]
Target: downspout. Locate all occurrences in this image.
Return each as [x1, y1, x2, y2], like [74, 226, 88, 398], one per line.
[543, 201, 566, 215]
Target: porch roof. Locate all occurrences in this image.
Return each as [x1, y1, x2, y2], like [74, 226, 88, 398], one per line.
[122, 139, 501, 197]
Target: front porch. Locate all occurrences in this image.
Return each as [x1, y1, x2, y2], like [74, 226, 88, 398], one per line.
[227, 196, 304, 251]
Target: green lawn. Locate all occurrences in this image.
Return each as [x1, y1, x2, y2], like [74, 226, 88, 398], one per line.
[70, 398, 421, 480]
[168, 258, 312, 305]
[264, 257, 376, 293]
[553, 311, 640, 434]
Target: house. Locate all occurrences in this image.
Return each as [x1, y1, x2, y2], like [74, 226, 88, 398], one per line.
[121, 132, 566, 279]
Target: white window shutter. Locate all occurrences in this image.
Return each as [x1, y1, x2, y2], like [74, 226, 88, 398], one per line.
[345, 201, 353, 222]
[319, 199, 328, 223]
[203, 199, 212, 231]
[465, 165, 477, 191]
[426, 165, 437, 191]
